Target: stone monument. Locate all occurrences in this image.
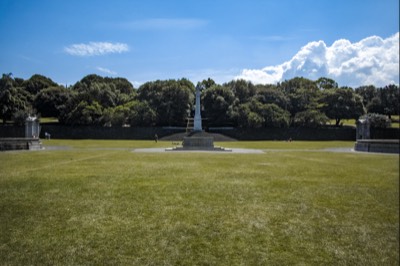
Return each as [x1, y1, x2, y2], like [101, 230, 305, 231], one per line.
[354, 116, 399, 154]
[167, 83, 230, 151]
[193, 83, 203, 132]
[356, 117, 370, 140]
[0, 115, 42, 151]
[25, 115, 40, 138]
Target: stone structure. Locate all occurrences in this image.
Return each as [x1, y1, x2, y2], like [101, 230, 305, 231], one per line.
[193, 83, 203, 132]
[180, 131, 230, 151]
[168, 84, 230, 151]
[25, 115, 41, 138]
[0, 138, 42, 151]
[354, 139, 399, 154]
[0, 116, 42, 151]
[356, 117, 370, 140]
[354, 117, 399, 154]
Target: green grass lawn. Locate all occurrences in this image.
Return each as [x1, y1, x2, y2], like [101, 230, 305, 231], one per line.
[39, 117, 59, 124]
[0, 140, 398, 265]
[328, 119, 357, 127]
[328, 117, 400, 128]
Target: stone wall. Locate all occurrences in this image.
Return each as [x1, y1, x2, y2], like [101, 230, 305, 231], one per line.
[0, 138, 42, 151]
[1, 124, 398, 141]
[354, 139, 399, 154]
[209, 126, 357, 140]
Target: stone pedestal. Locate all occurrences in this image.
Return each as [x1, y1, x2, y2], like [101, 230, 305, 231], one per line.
[0, 138, 42, 151]
[356, 118, 370, 140]
[167, 131, 231, 152]
[25, 115, 40, 138]
[166, 83, 231, 152]
[183, 136, 214, 150]
[193, 84, 203, 131]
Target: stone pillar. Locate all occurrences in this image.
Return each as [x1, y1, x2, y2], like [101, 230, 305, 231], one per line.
[356, 118, 370, 140]
[25, 115, 40, 138]
[193, 84, 203, 131]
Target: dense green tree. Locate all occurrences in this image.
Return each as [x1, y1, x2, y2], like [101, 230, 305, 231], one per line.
[278, 77, 321, 121]
[254, 84, 289, 110]
[138, 79, 194, 126]
[200, 78, 216, 90]
[108, 77, 135, 94]
[78, 74, 135, 94]
[233, 98, 290, 128]
[127, 101, 157, 126]
[316, 77, 338, 90]
[366, 97, 384, 114]
[101, 106, 129, 127]
[101, 100, 156, 127]
[22, 74, 58, 95]
[14, 77, 25, 87]
[279, 77, 319, 95]
[257, 102, 290, 128]
[235, 103, 264, 128]
[293, 109, 329, 127]
[202, 84, 236, 126]
[61, 101, 103, 125]
[0, 74, 32, 124]
[1, 72, 397, 129]
[356, 84, 399, 118]
[58, 84, 117, 126]
[320, 88, 365, 126]
[34, 86, 71, 117]
[355, 85, 377, 107]
[225, 79, 256, 103]
[73, 74, 136, 108]
[379, 84, 399, 118]
[73, 81, 116, 107]
[12, 109, 31, 126]
[0, 73, 13, 90]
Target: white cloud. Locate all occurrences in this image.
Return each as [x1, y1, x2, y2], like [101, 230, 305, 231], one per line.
[65, 42, 129, 56]
[96, 67, 117, 75]
[236, 32, 399, 87]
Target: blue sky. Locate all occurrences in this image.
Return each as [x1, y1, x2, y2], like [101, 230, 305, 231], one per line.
[0, 0, 398, 87]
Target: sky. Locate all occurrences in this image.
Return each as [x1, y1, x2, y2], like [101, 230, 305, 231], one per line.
[0, 0, 398, 88]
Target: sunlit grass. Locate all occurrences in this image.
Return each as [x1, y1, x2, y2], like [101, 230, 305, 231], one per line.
[328, 119, 357, 127]
[42, 139, 355, 150]
[41, 139, 171, 149]
[0, 141, 398, 265]
[39, 117, 59, 123]
[391, 115, 400, 128]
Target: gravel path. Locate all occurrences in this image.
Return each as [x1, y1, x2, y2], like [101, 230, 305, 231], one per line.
[133, 148, 264, 154]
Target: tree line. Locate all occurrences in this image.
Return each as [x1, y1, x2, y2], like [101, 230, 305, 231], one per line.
[0, 73, 398, 128]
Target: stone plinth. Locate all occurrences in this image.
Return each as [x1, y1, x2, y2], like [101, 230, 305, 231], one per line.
[25, 116, 40, 138]
[167, 131, 231, 152]
[183, 136, 214, 149]
[354, 139, 399, 154]
[0, 138, 43, 151]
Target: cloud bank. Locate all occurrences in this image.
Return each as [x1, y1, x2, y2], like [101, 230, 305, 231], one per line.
[236, 32, 399, 87]
[65, 42, 129, 56]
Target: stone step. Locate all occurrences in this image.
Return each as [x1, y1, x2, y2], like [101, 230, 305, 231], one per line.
[28, 140, 43, 150]
[166, 146, 232, 152]
[160, 131, 237, 141]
